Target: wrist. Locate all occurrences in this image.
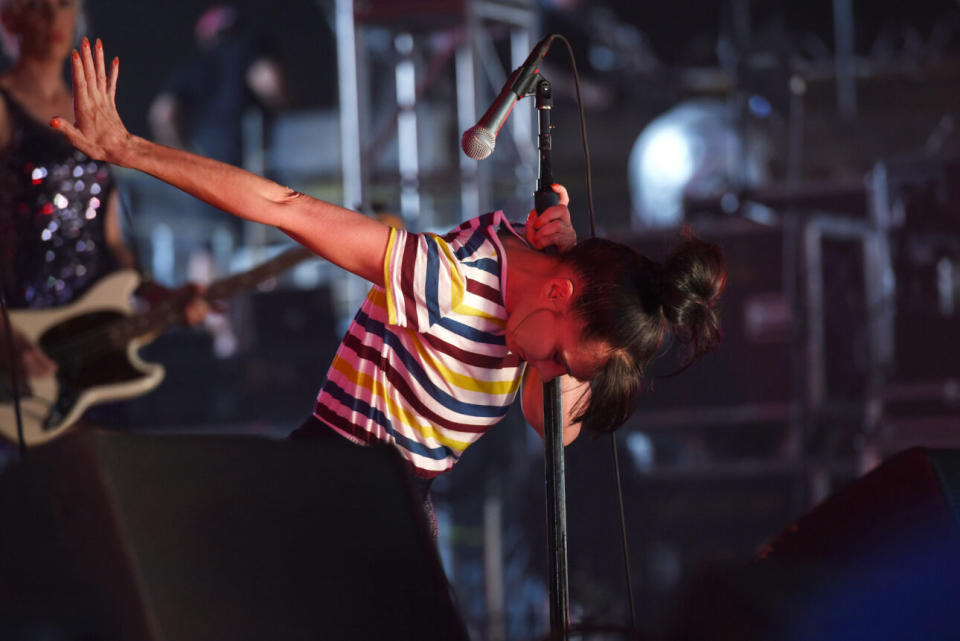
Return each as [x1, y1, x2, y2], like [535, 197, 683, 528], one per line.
[134, 277, 169, 307]
[107, 132, 141, 167]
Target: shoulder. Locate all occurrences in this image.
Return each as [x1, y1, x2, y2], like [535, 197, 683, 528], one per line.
[440, 211, 521, 249]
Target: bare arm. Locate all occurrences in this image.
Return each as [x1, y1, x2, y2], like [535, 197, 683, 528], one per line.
[53, 39, 390, 285]
[520, 367, 589, 446]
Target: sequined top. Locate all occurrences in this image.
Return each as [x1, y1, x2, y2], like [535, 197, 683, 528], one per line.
[0, 88, 116, 309]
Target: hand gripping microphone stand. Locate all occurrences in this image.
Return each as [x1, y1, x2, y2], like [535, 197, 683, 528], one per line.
[533, 76, 570, 641]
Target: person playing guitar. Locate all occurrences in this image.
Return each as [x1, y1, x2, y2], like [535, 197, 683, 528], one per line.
[0, 0, 207, 433]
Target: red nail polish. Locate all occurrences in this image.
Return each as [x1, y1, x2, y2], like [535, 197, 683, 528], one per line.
[50, 118, 60, 129]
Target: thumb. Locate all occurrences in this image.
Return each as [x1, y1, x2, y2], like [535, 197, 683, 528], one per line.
[50, 117, 82, 145]
[51, 117, 102, 161]
[551, 183, 570, 207]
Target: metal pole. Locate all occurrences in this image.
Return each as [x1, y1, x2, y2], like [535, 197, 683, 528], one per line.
[785, 74, 812, 511]
[832, 0, 857, 119]
[335, 0, 363, 210]
[534, 77, 569, 641]
[483, 486, 506, 641]
[455, 32, 480, 221]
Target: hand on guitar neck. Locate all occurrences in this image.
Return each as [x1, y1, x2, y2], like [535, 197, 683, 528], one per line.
[134, 280, 211, 328]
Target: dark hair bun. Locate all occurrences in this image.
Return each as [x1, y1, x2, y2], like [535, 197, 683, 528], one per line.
[660, 234, 726, 358]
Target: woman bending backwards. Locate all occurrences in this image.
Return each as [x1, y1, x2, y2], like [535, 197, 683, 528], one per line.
[53, 38, 725, 528]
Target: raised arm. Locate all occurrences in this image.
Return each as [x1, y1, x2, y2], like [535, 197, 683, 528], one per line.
[52, 39, 390, 285]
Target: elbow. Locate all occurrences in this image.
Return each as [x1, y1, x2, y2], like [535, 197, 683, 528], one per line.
[275, 187, 306, 206]
[266, 187, 307, 229]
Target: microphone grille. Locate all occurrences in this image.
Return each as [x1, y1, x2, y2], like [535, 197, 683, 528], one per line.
[461, 126, 496, 160]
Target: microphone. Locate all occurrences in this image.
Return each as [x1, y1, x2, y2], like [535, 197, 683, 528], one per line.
[461, 35, 554, 160]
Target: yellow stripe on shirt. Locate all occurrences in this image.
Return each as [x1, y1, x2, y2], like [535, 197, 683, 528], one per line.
[408, 332, 521, 395]
[329, 356, 474, 451]
[453, 304, 506, 326]
[383, 227, 399, 325]
[430, 234, 466, 311]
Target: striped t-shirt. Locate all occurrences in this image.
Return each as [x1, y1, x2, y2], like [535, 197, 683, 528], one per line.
[313, 211, 526, 477]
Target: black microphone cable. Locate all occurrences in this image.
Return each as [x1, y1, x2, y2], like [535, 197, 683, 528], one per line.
[550, 33, 639, 635]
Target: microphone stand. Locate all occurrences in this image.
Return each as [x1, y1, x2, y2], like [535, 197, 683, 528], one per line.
[533, 75, 569, 641]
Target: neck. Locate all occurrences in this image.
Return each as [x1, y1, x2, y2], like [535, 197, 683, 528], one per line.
[5, 56, 69, 100]
[502, 237, 563, 314]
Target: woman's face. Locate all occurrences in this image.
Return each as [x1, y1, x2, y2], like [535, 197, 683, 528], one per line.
[3, 0, 77, 62]
[505, 277, 612, 383]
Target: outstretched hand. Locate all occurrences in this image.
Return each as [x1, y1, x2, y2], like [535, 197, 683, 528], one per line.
[50, 38, 130, 165]
[525, 184, 577, 252]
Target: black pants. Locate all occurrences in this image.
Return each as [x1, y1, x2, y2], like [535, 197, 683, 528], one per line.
[289, 416, 438, 538]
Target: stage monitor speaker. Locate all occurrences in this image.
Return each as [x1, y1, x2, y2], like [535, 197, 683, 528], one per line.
[0, 431, 468, 641]
[666, 448, 960, 641]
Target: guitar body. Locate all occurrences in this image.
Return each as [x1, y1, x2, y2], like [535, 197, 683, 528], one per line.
[0, 246, 315, 445]
[0, 270, 165, 445]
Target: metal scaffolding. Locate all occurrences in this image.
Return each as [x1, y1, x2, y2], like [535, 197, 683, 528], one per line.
[335, 0, 540, 230]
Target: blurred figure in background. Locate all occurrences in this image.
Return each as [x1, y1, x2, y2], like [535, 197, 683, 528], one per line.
[148, 3, 287, 169]
[147, 2, 287, 298]
[1, 0, 132, 321]
[0, 0, 206, 439]
[146, 4, 288, 355]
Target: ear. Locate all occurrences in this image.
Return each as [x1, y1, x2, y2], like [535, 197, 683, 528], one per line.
[544, 277, 575, 306]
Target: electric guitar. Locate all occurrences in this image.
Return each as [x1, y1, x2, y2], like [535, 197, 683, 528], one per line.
[0, 246, 315, 445]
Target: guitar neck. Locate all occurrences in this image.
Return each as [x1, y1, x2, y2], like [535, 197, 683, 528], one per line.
[206, 246, 315, 300]
[111, 246, 316, 345]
